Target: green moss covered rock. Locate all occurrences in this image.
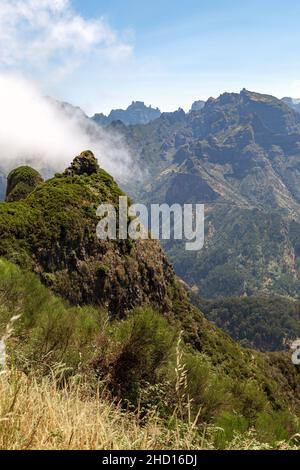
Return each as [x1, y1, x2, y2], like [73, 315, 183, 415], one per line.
[63, 150, 99, 176]
[6, 166, 44, 202]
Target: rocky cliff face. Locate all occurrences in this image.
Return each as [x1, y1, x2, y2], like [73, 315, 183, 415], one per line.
[121, 89, 300, 298]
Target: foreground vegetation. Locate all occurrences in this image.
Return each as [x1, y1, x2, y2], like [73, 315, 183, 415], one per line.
[1, 371, 299, 450]
[1, 258, 300, 450]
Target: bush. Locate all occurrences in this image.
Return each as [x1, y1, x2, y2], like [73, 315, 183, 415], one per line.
[184, 352, 233, 421]
[238, 381, 270, 420]
[93, 308, 177, 403]
[255, 410, 299, 444]
[214, 412, 249, 449]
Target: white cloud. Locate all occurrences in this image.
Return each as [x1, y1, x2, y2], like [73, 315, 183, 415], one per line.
[0, 74, 135, 181]
[0, 0, 132, 74]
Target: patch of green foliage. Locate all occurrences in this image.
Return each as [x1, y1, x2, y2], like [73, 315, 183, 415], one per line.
[196, 295, 300, 351]
[0, 258, 106, 373]
[0, 163, 130, 307]
[93, 307, 178, 403]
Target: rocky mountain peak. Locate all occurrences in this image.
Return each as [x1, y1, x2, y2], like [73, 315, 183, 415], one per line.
[190, 100, 206, 112]
[92, 101, 161, 126]
[63, 150, 100, 176]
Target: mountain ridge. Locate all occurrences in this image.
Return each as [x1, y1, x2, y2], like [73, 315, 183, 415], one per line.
[119, 89, 300, 299]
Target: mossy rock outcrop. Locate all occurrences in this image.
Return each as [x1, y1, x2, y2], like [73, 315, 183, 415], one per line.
[6, 166, 44, 202]
[63, 150, 100, 176]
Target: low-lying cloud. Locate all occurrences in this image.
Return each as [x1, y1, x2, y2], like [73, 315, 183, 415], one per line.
[0, 74, 134, 180]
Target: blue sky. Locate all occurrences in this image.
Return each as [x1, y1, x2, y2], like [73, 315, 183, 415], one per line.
[1, 0, 300, 114]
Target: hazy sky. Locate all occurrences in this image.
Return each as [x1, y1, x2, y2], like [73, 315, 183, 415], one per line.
[1, 0, 300, 114]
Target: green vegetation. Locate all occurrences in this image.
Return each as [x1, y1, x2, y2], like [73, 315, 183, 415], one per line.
[6, 166, 43, 202]
[0, 153, 300, 450]
[1, 258, 300, 449]
[196, 295, 300, 351]
[166, 206, 300, 299]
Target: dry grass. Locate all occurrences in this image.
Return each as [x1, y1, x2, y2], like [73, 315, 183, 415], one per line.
[0, 370, 299, 450]
[0, 370, 212, 450]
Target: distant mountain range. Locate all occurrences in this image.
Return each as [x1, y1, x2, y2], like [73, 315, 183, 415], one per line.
[92, 95, 300, 126]
[91, 101, 161, 126]
[49, 94, 300, 127]
[90, 99, 207, 126]
[118, 89, 300, 299]
[46, 95, 300, 128]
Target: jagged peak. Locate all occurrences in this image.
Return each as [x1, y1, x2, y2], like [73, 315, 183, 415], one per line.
[63, 150, 100, 176]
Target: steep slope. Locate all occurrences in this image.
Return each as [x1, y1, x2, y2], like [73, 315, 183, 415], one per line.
[1, 258, 300, 448]
[0, 153, 300, 429]
[0, 152, 175, 316]
[121, 89, 300, 298]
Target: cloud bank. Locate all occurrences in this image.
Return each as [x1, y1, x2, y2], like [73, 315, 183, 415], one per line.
[0, 74, 133, 180]
[0, 0, 132, 76]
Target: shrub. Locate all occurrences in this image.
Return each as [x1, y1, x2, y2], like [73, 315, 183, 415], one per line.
[184, 351, 233, 421]
[93, 308, 177, 404]
[214, 412, 249, 449]
[255, 410, 299, 444]
[238, 381, 270, 420]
